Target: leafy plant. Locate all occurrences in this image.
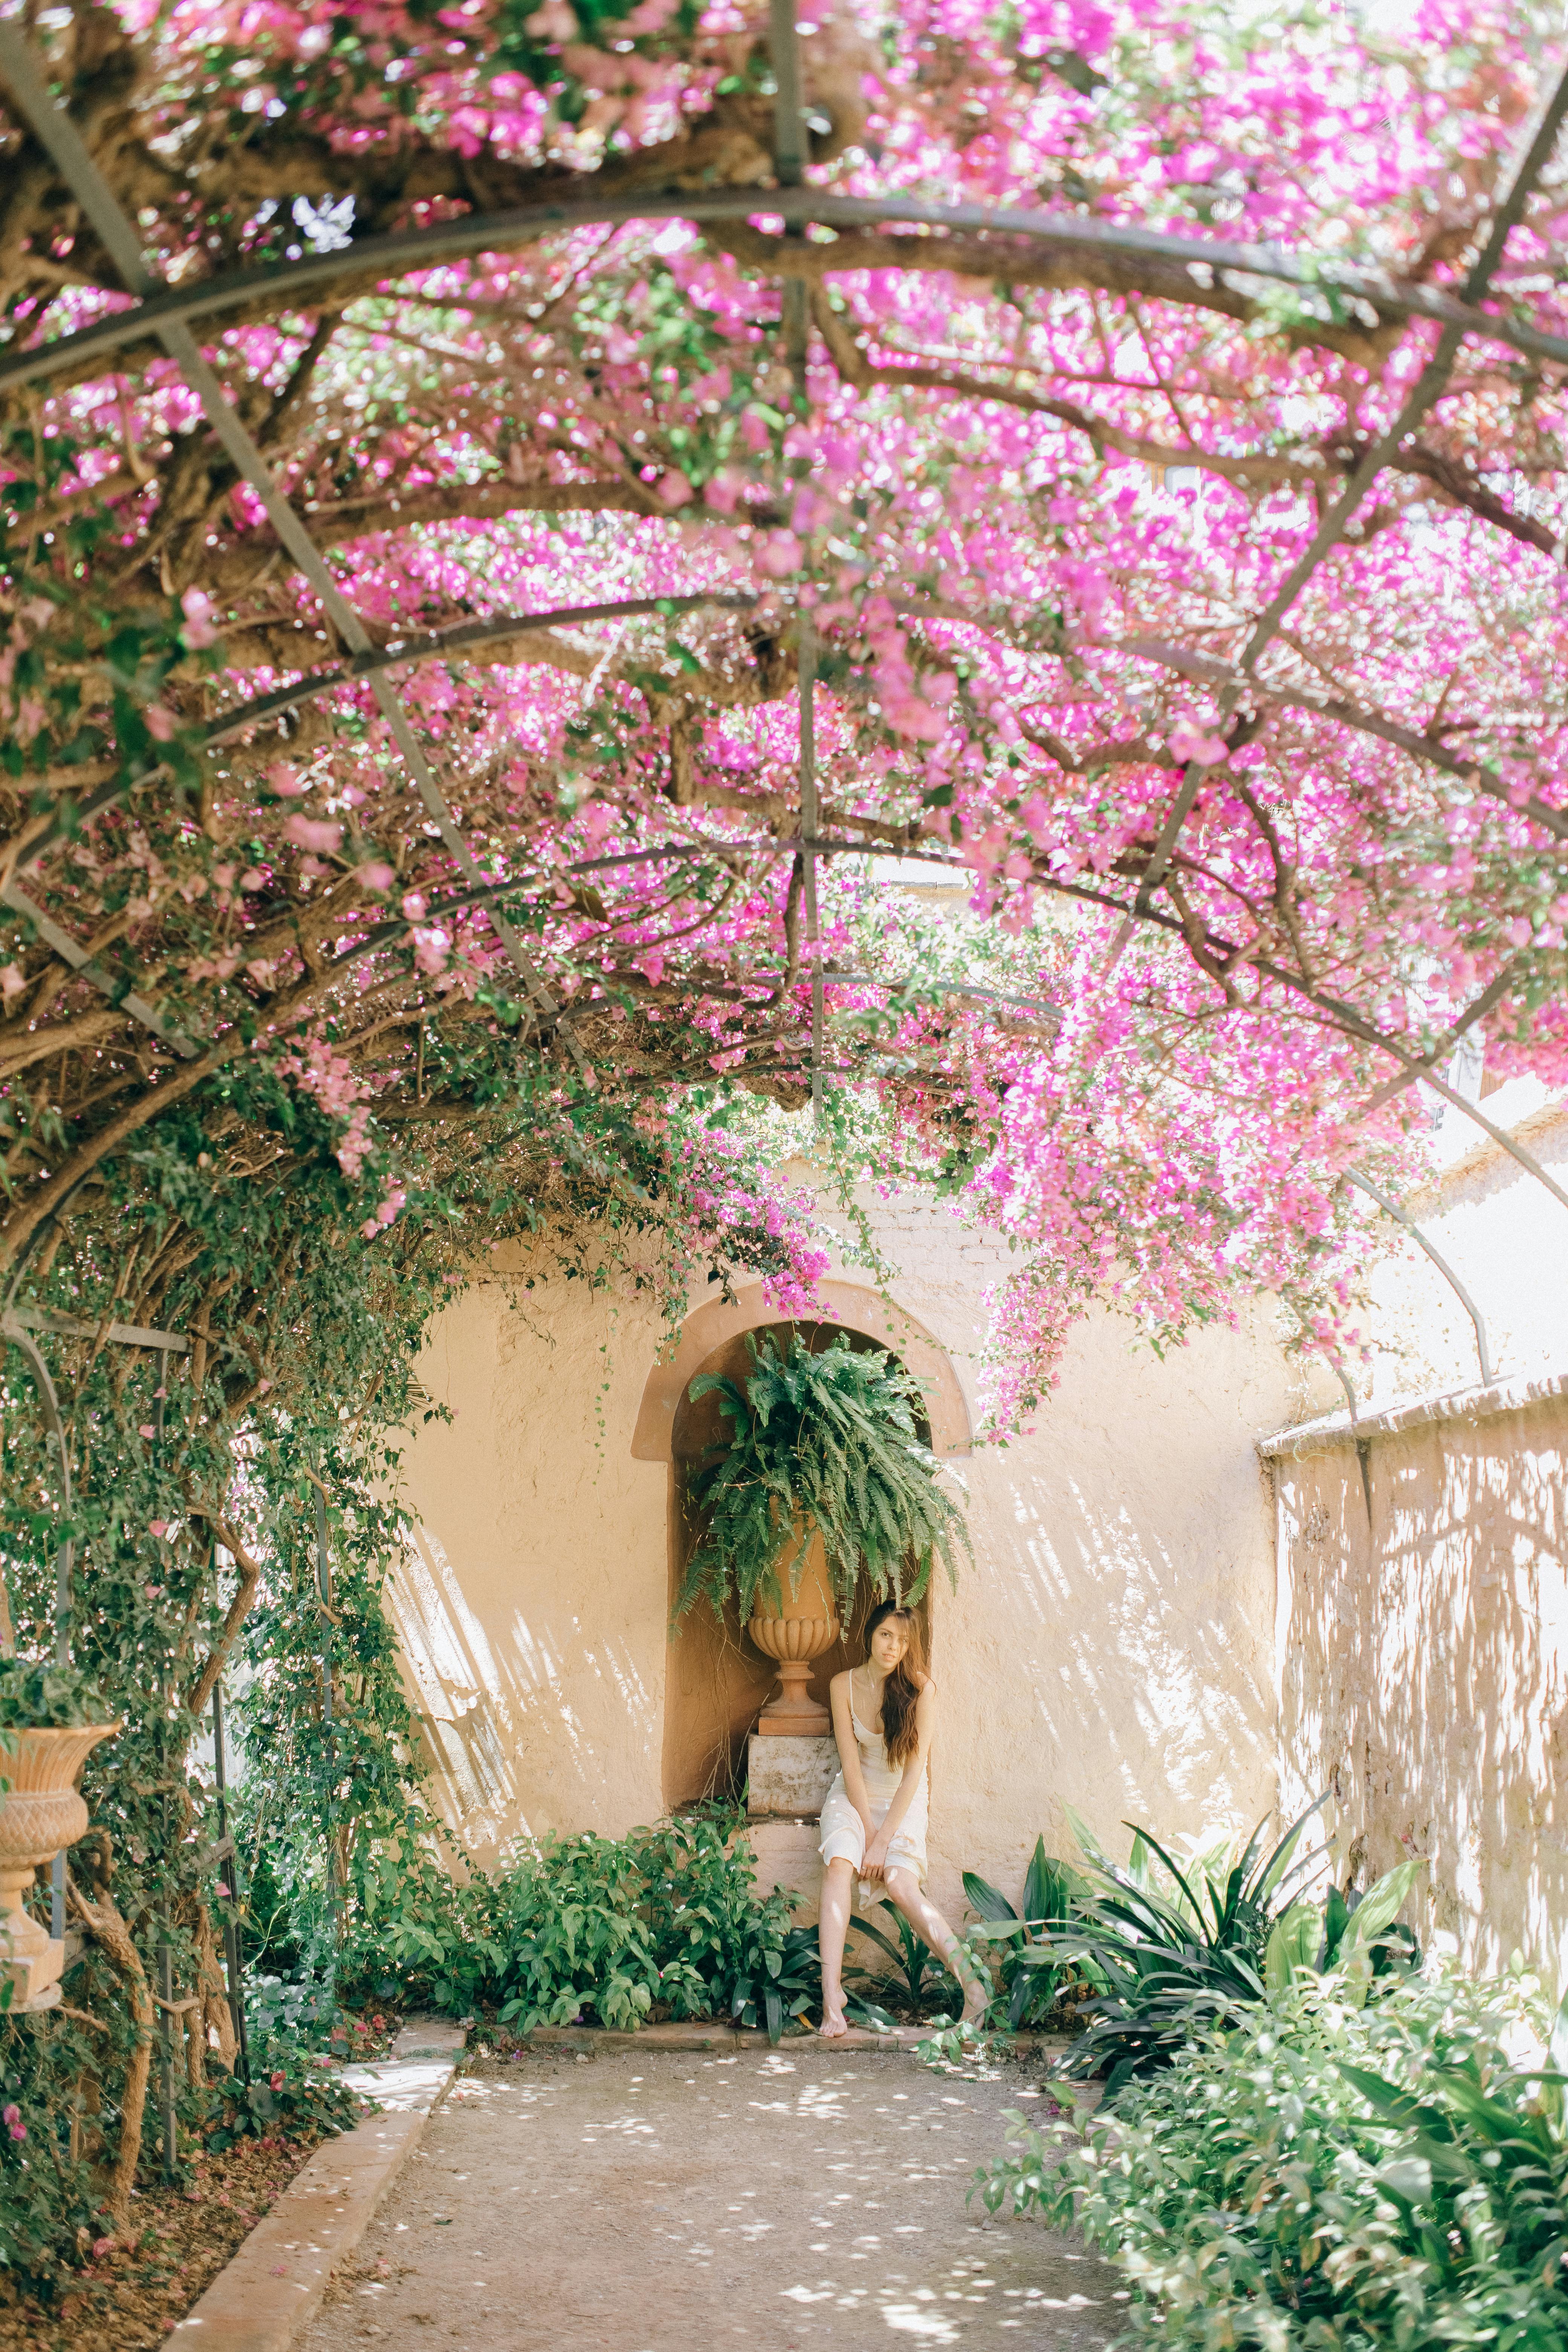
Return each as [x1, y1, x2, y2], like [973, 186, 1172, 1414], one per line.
[202, 2034, 364, 2156]
[848, 1900, 960, 2018]
[678, 1333, 971, 1622]
[977, 1962, 1568, 2352]
[1002, 1801, 1335, 2091]
[483, 1814, 815, 2044]
[1264, 1860, 1426, 2002]
[963, 1837, 1098, 2027]
[0, 1660, 113, 1729]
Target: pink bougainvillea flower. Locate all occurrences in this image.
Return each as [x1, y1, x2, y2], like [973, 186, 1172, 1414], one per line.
[148, 1520, 169, 1538]
[1168, 720, 1229, 766]
[179, 586, 218, 648]
[283, 815, 343, 854]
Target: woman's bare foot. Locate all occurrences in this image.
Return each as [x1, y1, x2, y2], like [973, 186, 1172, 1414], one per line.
[819, 2002, 849, 2038]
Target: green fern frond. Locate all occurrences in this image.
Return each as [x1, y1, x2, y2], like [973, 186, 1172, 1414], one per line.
[675, 1333, 972, 1623]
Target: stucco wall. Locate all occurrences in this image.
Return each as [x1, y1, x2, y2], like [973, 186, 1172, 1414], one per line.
[1270, 1379, 1568, 1985]
[1268, 1092, 1568, 1984]
[387, 1177, 1311, 1922]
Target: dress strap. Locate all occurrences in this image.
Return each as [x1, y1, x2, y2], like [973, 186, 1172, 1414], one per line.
[850, 1669, 880, 1739]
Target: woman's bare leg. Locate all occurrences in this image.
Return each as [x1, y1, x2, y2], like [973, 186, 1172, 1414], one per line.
[884, 1869, 989, 2023]
[818, 1859, 856, 2036]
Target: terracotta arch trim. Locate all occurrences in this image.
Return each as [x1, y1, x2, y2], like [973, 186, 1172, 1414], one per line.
[630, 1279, 973, 1462]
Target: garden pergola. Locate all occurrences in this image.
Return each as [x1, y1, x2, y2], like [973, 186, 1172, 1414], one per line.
[1, 0, 1567, 2249]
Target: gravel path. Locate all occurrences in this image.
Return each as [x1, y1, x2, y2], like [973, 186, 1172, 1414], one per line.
[303, 2044, 1121, 2351]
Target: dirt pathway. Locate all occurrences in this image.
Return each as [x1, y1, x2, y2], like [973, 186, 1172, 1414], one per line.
[303, 2043, 1120, 2351]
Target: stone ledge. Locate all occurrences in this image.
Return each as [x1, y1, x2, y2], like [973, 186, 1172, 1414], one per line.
[172, 2015, 464, 2349]
[1256, 1366, 1568, 1461]
[516, 2022, 1073, 2056]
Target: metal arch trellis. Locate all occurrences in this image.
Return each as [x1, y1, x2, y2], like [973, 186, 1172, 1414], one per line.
[0, 19, 1561, 1303]
[0, 23, 579, 1073]
[2, 193, 1568, 401]
[1345, 1168, 1494, 1389]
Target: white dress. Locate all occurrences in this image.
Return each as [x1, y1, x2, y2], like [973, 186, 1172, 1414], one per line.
[817, 1676, 929, 1910]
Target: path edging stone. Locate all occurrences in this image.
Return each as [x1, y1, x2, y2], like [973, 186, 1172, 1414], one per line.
[517, 2021, 1073, 2056]
[172, 2015, 465, 2350]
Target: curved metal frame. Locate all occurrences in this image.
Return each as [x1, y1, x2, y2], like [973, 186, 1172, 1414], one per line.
[1346, 1168, 1494, 1386]
[1, 188, 1565, 400]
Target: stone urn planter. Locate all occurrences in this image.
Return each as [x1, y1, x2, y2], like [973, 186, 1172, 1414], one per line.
[0, 1723, 118, 2012]
[748, 1527, 839, 1738]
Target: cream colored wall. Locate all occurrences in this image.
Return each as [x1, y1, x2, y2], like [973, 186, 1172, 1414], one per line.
[1270, 1383, 1568, 1986]
[1268, 1089, 1568, 1987]
[1350, 1094, 1568, 1409]
[387, 1282, 673, 1858]
[388, 1178, 1315, 1922]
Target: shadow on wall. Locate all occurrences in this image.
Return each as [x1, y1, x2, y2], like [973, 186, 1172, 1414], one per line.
[1276, 1388, 1568, 1986]
[377, 1266, 1288, 1890]
[384, 1512, 663, 1859]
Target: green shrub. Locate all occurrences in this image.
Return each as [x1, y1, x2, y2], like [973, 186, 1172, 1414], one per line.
[0, 1660, 112, 1729]
[983, 1804, 1421, 2092]
[492, 1815, 816, 2042]
[202, 2035, 363, 2156]
[963, 1836, 1102, 2027]
[978, 1963, 1568, 2351]
[332, 1811, 819, 2043]
[839, 1900, 968, 2030]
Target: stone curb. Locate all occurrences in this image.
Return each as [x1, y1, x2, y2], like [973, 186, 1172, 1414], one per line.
[514, 2022, 1073, 2055]
[172, 2016, 465, 2350]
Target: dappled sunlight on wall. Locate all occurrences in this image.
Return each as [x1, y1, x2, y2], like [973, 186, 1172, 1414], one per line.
[387, 1196, 1303, 1909]
[949, 1428, 1278, 1889]
[385, 1269, 671, 1866]
[1273, 1385, 1568, 1986]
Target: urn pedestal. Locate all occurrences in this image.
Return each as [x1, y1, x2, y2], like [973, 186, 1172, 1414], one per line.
[748, 1530, 839, 1738]
[0, 1724, 118, 2012]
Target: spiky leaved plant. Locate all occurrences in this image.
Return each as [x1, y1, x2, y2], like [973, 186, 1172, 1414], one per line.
[677, 1333, 971, 1623]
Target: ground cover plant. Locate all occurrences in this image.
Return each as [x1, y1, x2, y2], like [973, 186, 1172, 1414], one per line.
[2, 0, 1567, 2306]
[328, 1810, 824, 2045]
[963, 1836, 1099, 2030]
[954, 1812, 1421, 2079]
[980, 1963, 1568, 2352]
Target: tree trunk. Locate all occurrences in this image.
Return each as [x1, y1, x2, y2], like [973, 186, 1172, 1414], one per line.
[67, 1882, 155, 2241]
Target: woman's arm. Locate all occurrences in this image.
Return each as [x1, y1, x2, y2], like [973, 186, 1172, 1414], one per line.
[862, 1683, 936, 1872]
[829, 1674, 877, 1835]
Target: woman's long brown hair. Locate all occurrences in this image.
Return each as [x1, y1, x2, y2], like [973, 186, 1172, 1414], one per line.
[865, 1602, 925, 1766]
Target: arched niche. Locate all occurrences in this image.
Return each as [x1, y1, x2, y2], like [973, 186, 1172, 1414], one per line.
[634, 1281, 971, 1811]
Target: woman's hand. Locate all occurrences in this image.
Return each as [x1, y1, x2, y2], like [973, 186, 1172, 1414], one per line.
[862, 1830, 891, 1882]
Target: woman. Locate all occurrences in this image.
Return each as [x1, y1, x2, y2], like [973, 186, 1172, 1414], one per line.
[816, 1601, 988, 2037]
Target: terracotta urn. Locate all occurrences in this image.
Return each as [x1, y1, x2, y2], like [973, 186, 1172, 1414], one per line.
[748, 1526, 839, 1737]
[0, 1723, 118, 2012]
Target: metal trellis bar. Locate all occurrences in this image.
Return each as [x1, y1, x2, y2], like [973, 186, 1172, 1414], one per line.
[0, 881, 202, 1057]
[211, 1672, 250, 2083]
[0, 28, 576, 1063]
[1346, 1168, 1494, 1386]
[797, 616, 825, 1125]
[2, 191, 1566, 400]
[314, 1481, 340, 1951]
